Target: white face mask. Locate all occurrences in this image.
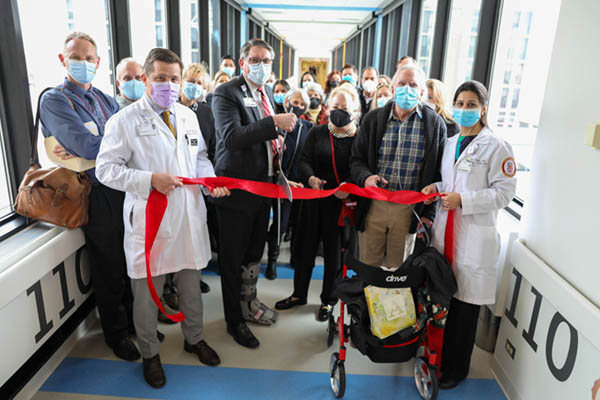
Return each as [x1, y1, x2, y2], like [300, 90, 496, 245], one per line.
[248, 62, 272, 86]
[363, 79, 377, 93]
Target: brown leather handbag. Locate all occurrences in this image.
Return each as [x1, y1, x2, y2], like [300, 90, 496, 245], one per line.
[14, 88, 91, 229]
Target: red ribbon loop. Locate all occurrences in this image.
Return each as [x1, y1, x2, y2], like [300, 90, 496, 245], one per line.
[145, 176, 441, 322]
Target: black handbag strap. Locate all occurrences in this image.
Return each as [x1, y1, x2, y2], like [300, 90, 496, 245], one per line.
[32, 86, 75, 165]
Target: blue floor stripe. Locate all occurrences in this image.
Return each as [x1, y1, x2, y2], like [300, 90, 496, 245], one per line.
[41, 357, 505, 399]
[203, 259, 356, 280]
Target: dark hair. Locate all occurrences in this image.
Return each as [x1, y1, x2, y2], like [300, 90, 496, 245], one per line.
[240, 38, 274, 59]
[143, 48, 184, 76]
[300, 71, 317, 86]
[453, 80, 489, 127]
[342, 64, 358, 74]
[273, 79, 290, 92]
[397, 56, 416, 65]
[325, 70, 342, 94]
[221, 54, 234, 62]
[361, 66, 378, 77]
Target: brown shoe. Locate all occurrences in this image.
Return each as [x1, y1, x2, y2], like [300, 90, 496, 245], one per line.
[184, 340, 221, 366]
[143, 354, 166, 388]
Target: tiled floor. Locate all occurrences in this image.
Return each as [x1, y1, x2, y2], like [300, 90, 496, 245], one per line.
[32, 246, 506, 400]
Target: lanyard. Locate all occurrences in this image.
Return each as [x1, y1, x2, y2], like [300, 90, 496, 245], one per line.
[64, 87, 109, 125]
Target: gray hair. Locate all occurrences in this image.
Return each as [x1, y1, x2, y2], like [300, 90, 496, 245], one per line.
[240, 38, 274, 59]
[393, 64, 426, 90]
[285, 88, 310, 107]
[64, 31, 96, 51]
[116, 57, 141, 80]
[304, 82, 324, 99]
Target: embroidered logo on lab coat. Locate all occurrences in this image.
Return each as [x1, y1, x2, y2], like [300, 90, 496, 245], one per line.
[502, 157, 516, 178]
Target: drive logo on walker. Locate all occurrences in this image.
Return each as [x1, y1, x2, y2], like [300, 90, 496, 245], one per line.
[386, 275, 407, 283]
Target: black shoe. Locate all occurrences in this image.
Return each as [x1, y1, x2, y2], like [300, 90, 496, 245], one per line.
[274, 296, 307, 310]
[318, 304, 333, 322]
[227, 322, 260, 349]
[110, 337, 141, 361]
[163, 292, 179, 310]
[200, 280, 211, 293]
[157, 330, 165, 343]
[439, 374, 463, 390]
[143, 354, 166, 388]
[265, 261, 277, 280]
[184, 340, 221, 366]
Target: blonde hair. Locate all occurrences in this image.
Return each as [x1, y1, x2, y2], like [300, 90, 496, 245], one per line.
[371, 83, 392, 111]
[426, 79, 454, 123]
[183, 63, 207, 81]
[213, 71, 230, 85]
[329, 86, 361, 119]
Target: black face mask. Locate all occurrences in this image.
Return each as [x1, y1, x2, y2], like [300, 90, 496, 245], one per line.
[309, 97, 321, 110]
[329, 80, 339, 89]
[288, 105, 306, 118]
[329, 109, 352, 127]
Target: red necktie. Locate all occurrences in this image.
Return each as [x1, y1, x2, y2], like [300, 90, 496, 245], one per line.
[257, 87, 282, 170]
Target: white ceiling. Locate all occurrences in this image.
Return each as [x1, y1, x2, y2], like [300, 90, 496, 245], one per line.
[237, 0, 393, 58]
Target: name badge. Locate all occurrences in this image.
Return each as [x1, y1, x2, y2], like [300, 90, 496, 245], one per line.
[137, 122, 157, 136]
[243, 97, 258, 107]
[458, 160, 472, 173]
[185, 133, 199, 146]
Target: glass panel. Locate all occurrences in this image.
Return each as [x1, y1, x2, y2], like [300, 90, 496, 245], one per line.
[180, 0, 201, 66]
[0, 121, 12, 219]
[442, 0, 482, 99]
[416, 0, 437, 77]
[17, 0, 114, 167]
[487, 0, 562, 201]
[129, 0, 167, 62]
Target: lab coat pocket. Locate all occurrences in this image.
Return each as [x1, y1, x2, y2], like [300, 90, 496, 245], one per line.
[131, 199, 173, 241]
[463, 224, 499, 269]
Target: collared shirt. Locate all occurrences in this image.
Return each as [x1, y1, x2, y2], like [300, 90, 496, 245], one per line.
[376, 103, 426, 192]
[116, 94, 136, 110]
[145, 93, 177, 132]
[39, 78, 119, 182]
[243, 76, 277, 176]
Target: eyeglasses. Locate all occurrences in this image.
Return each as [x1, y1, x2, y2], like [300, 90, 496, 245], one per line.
[247, 57, 273, 65]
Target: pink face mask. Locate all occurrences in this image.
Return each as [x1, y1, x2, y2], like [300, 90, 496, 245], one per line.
[151, 82, 180, 108]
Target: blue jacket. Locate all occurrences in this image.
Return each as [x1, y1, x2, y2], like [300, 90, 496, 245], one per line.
[282, 118, 313, 182]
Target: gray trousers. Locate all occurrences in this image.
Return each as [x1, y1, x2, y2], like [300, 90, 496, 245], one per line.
[131, 269, 204, 358]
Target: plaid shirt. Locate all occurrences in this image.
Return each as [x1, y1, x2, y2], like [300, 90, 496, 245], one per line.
[377, 104, 425, 192]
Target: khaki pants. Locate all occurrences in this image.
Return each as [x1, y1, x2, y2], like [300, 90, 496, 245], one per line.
[358, 200, 416, 269]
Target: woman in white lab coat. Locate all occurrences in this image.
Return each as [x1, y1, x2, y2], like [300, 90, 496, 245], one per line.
[421, 80, 517, 390]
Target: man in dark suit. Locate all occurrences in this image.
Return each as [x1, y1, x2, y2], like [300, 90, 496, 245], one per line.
[211, 38, 297, 348]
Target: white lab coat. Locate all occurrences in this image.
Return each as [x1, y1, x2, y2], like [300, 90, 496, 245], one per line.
[96, 95, 215, 279]
[431, 127, 516, 305]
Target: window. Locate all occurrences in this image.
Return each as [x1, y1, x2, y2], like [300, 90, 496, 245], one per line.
[0, 121, 12, 219]
[180, 0, 202, 66]
[129, 0, 167, 62]
[416, 0, 437, 77]
[17, 0, 114, 167]
[487, 0, 562, 201]
[442, 0, 482, 100]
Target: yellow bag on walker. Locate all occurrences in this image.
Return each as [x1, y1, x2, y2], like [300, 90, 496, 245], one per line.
[364, 286, 416, 339]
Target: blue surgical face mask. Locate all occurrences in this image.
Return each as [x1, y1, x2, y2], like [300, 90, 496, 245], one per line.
[119, 79, 145, 100]
[222, 66, 235, 77]
[452, 108, 481, 127]
[342, 75, 355, 85]
[394, 85, 419, 110]
[302, 81, 310, 89]
[274, 93, 286, 105]
[183, 81, 204, 100]
[377, 97, 391, 108]
[248, 62, 271, 86]
[68, 59, 96, 85]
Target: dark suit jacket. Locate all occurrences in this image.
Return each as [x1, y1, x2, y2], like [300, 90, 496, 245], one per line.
[350, 101, 447, 232]
[189, 101, 216, 164]
[211, 75, 278, 211]
[282, 119, 314, 182]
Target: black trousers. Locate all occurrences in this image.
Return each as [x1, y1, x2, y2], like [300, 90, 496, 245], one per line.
[216, 199, 270, 324]
[82, 183, 133, 346]
[292, 197, 342, 305]
[266, 198, 293, 263]
[441, 297, 481, 380]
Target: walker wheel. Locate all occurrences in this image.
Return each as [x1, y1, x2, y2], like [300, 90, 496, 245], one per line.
[414, 356, 438, 400]
[327, 314, 336, 347]
[330, 352, 346, 398]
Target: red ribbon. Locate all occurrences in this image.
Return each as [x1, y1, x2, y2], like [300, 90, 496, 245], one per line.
[145, 176, 441, 322]
[444, 210, 455, 267]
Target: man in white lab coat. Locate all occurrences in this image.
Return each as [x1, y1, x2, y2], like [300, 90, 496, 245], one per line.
[96, 48, 229, 389]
